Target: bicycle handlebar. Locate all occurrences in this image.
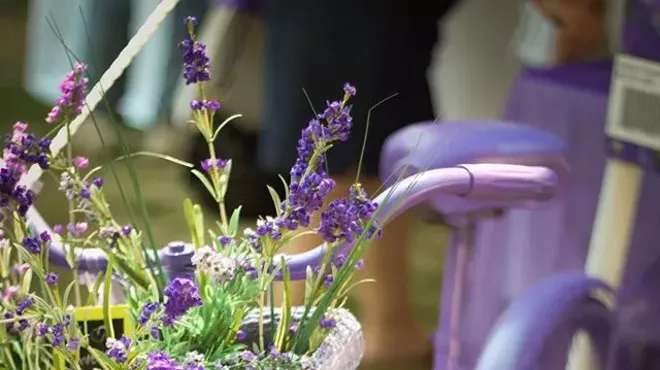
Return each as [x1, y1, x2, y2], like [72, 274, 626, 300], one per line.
[29, 163, 557, 281]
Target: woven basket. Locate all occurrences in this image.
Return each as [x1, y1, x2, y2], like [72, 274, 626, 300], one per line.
[239, 307, 363, 370]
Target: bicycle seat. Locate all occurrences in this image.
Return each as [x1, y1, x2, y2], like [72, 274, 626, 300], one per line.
[379, 121, 567, 215]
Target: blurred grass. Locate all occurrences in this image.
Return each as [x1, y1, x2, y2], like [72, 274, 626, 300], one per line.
[0, 2, 450, 367]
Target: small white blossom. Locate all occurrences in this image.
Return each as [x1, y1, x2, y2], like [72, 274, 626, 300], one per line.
[243, 228, 257, 238]
[105, 337, 127, 351]
[191, 246, 215, 268]
[208, 255, 237, 282]
[184, 350, 205, 365]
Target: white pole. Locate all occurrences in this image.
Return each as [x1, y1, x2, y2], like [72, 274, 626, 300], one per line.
[568, 157, 643, 369]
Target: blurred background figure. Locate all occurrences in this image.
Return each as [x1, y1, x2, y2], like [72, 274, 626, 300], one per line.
[24, 0, 208, 147]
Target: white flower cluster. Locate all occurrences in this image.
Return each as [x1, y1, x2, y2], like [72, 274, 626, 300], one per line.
[191, 246, 237, 282]
[184, 350, 205, 366]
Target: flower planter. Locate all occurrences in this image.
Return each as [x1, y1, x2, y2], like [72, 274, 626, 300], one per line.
[239, 307, 364, 370]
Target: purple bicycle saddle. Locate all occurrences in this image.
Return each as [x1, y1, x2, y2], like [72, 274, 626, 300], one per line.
[379, 121, 567, 215]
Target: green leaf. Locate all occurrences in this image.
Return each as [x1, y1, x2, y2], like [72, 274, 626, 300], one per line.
[87, 273, 105, 306]
[114, 151, 194, 168]
[354, 93, 398, 182]
[109, 118, 166, 293]
[208, 229, 219, 248]
[274, 259, 292, 350]
[193, 203, 205, 247]
[278, 175, 290, 200]
[82, 165, 104, 182]
[102, 258, 115, 339]
[62, 280, 77, 307]
[183, 199, 201, 249]
[13, 221, 24, 246]
[262, 265, 283, 290]
[266, 185, 283, 216]
[211, 114, 243, 141]
[278, 231, 317, 248]
[191, 169, 217, 200]
[339, 278, 376, 297]
[19, 268, 32, 296]
[228, 206, 242, 237]
[103, 250, 149, 290]
[217, 161, 232, 201]
[87, 348, 122, 370]
[304, 266, 314, 306]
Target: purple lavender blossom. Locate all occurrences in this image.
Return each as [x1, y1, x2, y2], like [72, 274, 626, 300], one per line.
[319, 315, 336, 329]
[16, 296, 35, 315]
[121, 225, 133, 236]
[288, 324, 297, 336]
[334, 253, 346, 268]
[138, 302, 160, 325]
[317, 184, 380, 243]
[106, 335, 131, 363]
[200, 158, 228, 173]
[46, 62, 88, 123]
[162, 278, 202, 325]
[184, 16, 198, 27]
[217, 235, 232, 246]
[235, 330, 246, 341]
[343, 82, 357, 97]
[240, 350, 256, 362]
[92, 177, 104, 188]
[1, 123, 49, 217]
[45, 272, 59, 285]
[4, 312, 14, 332]
[51, 323, 65, 346]
[66, 337, 81, 351]
[178, 18, 211, 86]
[35, 322, 49, 337]
[3, 123, 50, 172]
[146, 351, 184, 370]
[183, 351, 205, 370]
[190, 99, 220, 112]
[16, 319, 29, 332]
[40, 231, 51, 244]
[22, 236, 41, 253]
[323, 274, 334, 288]
[276, 85, 357, 232]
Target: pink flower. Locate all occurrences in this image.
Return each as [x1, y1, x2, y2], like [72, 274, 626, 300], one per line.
[45, 106, 62, 124]
[13, 264, 30, 275]
[68, 222, 88, 235]
[74, 156, 89, 169]
[3, 286, 19, 301]
[12, 122, 28, 132]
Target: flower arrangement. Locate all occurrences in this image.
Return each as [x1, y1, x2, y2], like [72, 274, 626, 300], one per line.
[0, 16, 383, 370]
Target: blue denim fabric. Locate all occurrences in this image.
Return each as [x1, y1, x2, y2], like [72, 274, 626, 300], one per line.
[24, 0, 208, 129]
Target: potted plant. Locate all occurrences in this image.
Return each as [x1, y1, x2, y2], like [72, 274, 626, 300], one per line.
[0, 15, 383, 370]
